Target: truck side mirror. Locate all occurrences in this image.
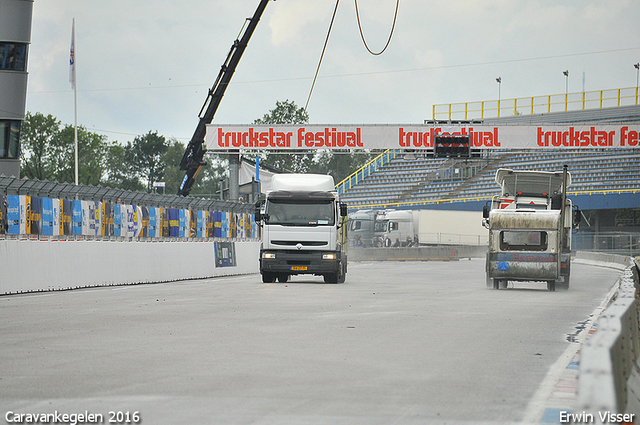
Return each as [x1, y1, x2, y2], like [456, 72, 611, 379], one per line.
[482, 205, 490, 219]
[340, 202, 348, 217]
[574, 207, 582, 226]
[254, 201, 262, 222]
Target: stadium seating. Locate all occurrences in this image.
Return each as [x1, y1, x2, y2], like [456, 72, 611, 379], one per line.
[340, 105, 640, 209]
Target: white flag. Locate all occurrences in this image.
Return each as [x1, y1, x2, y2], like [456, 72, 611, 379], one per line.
[69, 19, 76, 90]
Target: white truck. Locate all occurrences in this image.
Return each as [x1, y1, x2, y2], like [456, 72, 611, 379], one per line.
[255, 174, 348, 283]
[482, 167, 579, 291]
[348, 209, 486, 248]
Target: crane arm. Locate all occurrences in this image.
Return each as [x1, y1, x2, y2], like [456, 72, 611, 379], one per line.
[178, 0, 272, 196]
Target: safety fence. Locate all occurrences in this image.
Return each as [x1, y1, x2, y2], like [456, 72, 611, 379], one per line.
[433, 86, 640, 121]
[573, 232, 640, 257]
[0, 175, 258, 241]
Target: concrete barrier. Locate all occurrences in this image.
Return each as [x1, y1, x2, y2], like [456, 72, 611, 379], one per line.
[348, 245, 487, 262]
[577, 257, 640, 422]
[0, 239, 260, 295]
[573, 251, 635, 271]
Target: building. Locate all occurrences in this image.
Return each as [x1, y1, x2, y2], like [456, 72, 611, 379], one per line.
[0, 0, 33, 177]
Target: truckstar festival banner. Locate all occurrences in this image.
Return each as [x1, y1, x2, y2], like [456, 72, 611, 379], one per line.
[205, 124, 640, 151]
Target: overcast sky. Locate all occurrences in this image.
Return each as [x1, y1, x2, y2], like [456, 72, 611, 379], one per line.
[26, 0, 640, 144]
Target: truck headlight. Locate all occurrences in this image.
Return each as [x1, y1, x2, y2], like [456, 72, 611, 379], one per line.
[322, 253, 337, 260]
[262, 252, 276, 259]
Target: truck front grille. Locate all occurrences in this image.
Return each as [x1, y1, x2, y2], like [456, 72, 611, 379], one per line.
[271, 240, 327, 247]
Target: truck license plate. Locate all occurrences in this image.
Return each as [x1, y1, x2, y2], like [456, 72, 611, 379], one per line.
[291, 266, 307, 271]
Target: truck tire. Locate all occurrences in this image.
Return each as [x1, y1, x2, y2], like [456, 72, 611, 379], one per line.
[277, 273, 289, 283]
[492, 279, 500, 290]
[262, 272, 276, 283]
[337, 261, 347, 283]
[547, 280, 556, 291]
[557, 275, 570, 290]
[324, 273, 339, 284]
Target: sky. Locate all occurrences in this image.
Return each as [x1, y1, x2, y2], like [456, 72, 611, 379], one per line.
[25, 0, 640, 145]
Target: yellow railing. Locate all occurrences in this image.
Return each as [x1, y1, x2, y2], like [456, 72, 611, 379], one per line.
[335, 149, 401, 196]
[433, 86, 640, 121]
[349, 188, 640, 210]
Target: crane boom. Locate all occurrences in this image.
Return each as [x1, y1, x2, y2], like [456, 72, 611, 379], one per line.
[178, 0, 271, 196]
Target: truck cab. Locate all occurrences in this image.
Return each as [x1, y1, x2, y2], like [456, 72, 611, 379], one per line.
[377, 210, 415, 247]
[256, 174, 348, 283]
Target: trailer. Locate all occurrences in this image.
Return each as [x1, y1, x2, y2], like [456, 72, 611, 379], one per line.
[483, 167, 579, 291]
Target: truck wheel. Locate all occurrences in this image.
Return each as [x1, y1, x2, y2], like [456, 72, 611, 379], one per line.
[492, 279, 500, 290]
[557, 276, 570, 290]
[547, 280, 556, 291]
[262, 272, 276, 283]
[277, 274, 289, 283]
[324, 273, 338, 284]
[337, 262, 347, 283]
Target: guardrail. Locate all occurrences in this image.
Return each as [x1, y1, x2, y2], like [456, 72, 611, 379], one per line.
[336, 149, 401, 196]
[577, 257, 640, 420]
[433, 86, 640, 121]
[346, 188, 640, 211]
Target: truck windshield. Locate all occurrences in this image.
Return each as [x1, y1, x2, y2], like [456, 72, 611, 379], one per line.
[500, 231, 548, 251]
[266, 200, 335, 226]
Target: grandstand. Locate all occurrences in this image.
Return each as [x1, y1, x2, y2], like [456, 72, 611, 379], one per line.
[339, 103, 640, 212]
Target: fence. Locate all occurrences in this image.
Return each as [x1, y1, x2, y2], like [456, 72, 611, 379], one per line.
[573, 232, 640, 257]
[433, 86, 640, 121]
[0, 175, 258, 241]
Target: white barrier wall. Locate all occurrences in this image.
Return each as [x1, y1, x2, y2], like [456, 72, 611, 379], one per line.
[577, 258, 640, 420]
[0, 240, 260, 295]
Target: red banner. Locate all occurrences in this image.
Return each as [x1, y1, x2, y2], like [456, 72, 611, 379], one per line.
[205, 124, 640, 150]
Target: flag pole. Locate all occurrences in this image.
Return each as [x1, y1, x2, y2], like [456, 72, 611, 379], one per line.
[70, 18, 78, 185]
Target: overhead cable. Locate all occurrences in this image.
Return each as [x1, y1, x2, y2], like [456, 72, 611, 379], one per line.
[305, 0, 341, 112]
[354, 0, 399, 56]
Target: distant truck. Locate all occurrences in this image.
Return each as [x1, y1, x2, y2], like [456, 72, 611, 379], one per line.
[348, 209, 485, 248]
[255, 174, 348, 283]
[482, 167, 579, 291]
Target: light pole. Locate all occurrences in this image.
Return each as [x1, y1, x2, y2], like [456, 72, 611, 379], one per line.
[496, 77, 501, 117]
[635, 63, 639, 105]
[563, 70, 569, 111]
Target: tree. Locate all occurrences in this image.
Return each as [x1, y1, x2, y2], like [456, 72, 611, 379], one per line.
[161, 138, 188, 195]
[254, 99, 309, 125]
[103, 141, 144, 191]
[252, 99, 313, 173]
[56, 124, 108, 185]
[20, 112, 108, 185]
[129, 131, 168, 192]
[20, 112, 62, 180]
[310, 149, 377, 184]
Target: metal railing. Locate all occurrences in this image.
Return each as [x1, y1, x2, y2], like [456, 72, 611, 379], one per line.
[433, 86, 640, 121]
[336, 149, 401, 196]
[346, 188, 640, 211]
[573, 232, 640, 257]
[0, 174, 253, 213]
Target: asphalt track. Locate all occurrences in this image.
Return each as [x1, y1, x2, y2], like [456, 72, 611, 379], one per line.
[0, 258, 621, 425]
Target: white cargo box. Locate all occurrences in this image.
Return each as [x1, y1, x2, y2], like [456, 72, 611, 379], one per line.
[269, 174, 335, 192]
